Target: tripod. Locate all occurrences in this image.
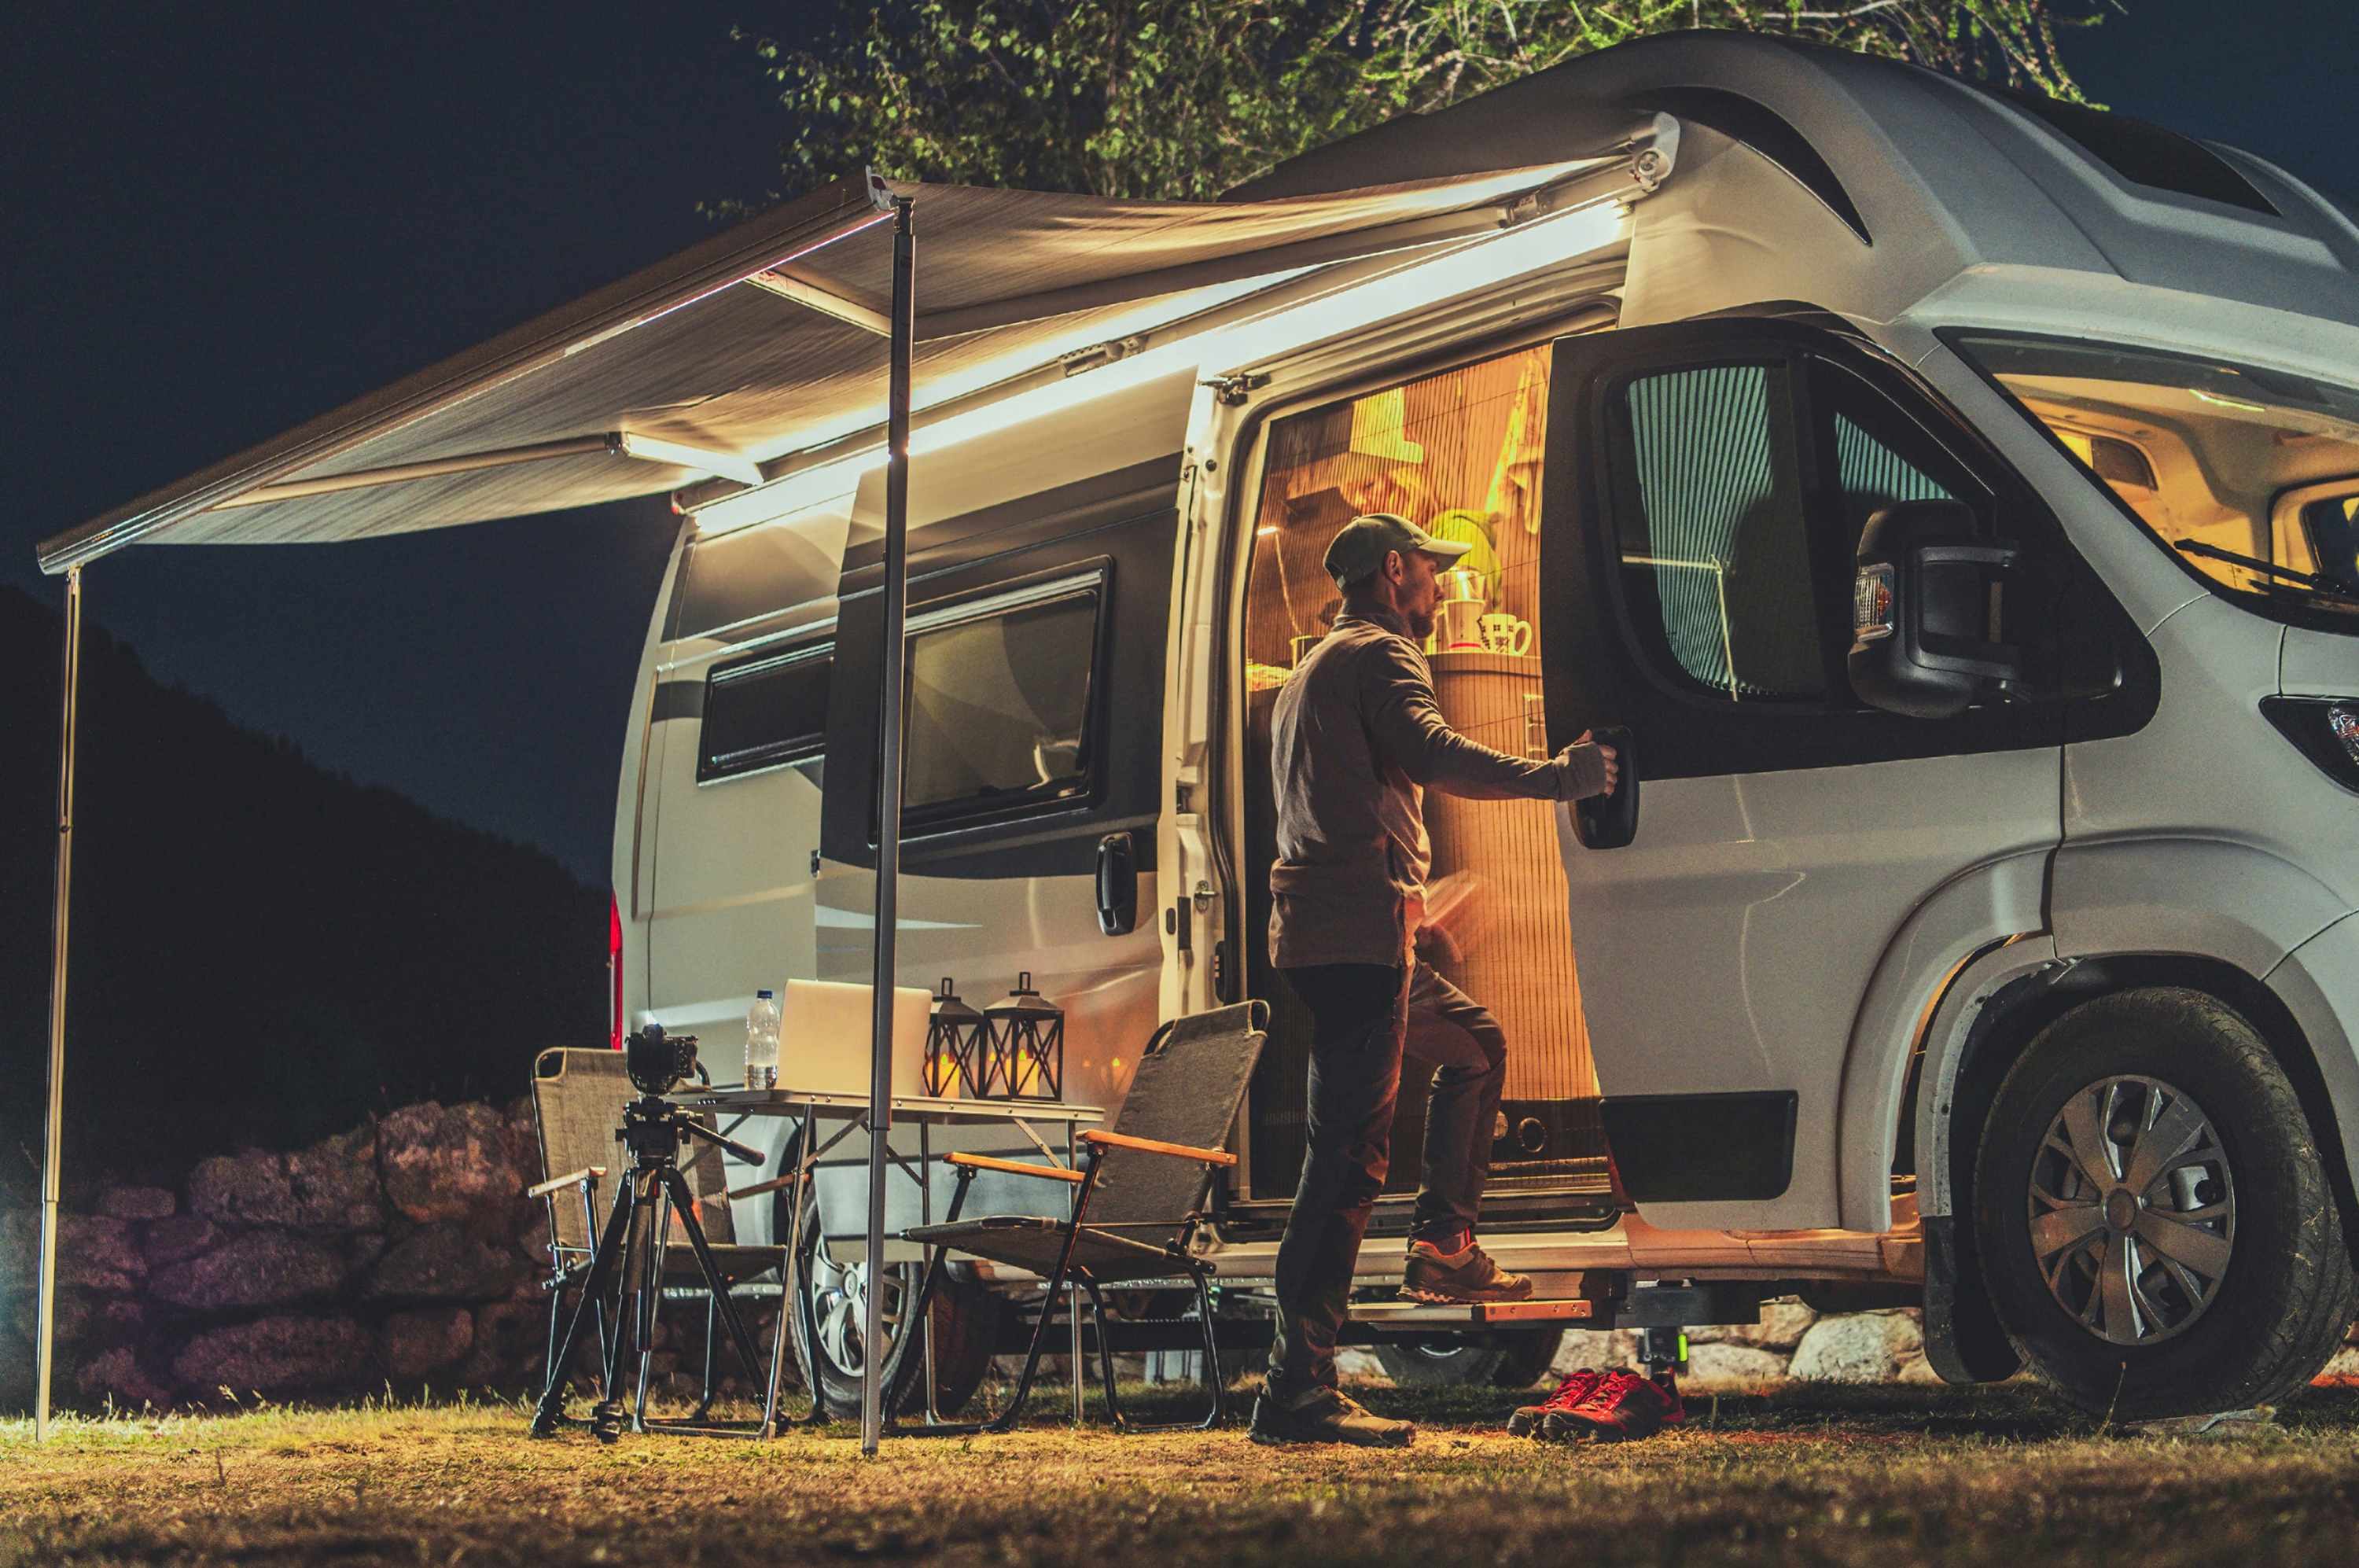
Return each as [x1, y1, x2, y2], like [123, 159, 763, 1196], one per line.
[530, 1094, 774, 1441]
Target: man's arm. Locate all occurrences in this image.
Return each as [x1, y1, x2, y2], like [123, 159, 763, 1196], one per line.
[1360, 638, 1612, 801]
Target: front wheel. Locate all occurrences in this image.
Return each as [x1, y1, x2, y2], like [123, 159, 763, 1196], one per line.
[1974, 987, 2355, 1420]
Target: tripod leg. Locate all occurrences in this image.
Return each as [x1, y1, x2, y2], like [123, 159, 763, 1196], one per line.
[633, 1172, 670, 1432]
[531, 1176, 639, 1437]
[660, 1168, 772, 1401]
[600, 1175, 644, 1409]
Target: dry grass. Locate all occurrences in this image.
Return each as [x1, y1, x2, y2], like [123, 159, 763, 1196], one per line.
[7, 1380, 2359, 1566]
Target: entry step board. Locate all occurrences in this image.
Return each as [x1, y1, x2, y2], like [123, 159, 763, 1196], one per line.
[1350, 1297, 1599, 1327]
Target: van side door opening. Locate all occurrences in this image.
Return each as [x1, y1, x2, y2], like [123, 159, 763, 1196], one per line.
[1234, 341, 1616, 1217]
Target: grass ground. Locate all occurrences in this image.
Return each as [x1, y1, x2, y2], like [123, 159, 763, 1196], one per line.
[8, 1379, 2359, 1566]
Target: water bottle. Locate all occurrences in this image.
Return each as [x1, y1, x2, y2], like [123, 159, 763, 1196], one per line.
[745, 989, 781, 1091]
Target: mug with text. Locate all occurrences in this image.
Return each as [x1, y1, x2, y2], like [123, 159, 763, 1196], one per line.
[1479, 613, 1533, 657]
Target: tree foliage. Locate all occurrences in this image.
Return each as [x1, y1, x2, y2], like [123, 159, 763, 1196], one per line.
[732, 1, 2118, 204]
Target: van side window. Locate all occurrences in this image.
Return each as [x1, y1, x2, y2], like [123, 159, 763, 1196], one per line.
[698, 645, 831, 782]
[1612, 363, 1827, 701]
[902, 577, 1104, 829]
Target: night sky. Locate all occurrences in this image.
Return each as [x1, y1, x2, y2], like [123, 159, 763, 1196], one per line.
[6, 2, 2353, 885]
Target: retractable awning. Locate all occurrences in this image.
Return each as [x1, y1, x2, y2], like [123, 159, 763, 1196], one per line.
[35, 131, 1666, 573]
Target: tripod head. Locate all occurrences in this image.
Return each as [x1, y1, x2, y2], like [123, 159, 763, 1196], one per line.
[615, 1093, 765, 1172]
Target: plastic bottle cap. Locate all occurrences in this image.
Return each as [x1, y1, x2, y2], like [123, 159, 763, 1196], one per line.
[757, 989, 775, 999]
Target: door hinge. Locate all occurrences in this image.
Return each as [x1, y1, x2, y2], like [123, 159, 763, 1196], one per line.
[1200, 372, 1270, 407]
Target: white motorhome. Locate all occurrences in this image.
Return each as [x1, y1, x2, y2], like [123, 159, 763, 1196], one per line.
[614, 35, 2359, 1421]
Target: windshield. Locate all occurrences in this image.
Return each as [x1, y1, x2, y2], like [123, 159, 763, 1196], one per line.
[1953, 333, 2359, 622]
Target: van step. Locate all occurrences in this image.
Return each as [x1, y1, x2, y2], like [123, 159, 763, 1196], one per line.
[1349, 1297, 1601, 1327]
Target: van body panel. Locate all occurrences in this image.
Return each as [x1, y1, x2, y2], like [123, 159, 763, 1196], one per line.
[1834, 851, 2048, 1232]
[2283, 626, 2359, 697]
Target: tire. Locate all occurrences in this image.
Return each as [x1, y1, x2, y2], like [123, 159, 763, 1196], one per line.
[780, 1182, 1002, 1419]
[1973, 987, 2356, 1421]
[1374, 1328, 1564, 1389]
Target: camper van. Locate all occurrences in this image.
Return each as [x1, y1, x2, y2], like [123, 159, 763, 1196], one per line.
[613, 35, 2359, 1422]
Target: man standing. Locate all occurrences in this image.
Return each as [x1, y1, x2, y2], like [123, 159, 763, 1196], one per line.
[1249, 513, 1619, 1448]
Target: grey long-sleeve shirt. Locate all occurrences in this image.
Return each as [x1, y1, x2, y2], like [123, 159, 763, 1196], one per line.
[1268, 605, 1610, 970]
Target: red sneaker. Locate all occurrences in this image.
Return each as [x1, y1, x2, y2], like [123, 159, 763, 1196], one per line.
[1507, 1367, 1605, 1438]
[1540, 1370, 1684, 1444]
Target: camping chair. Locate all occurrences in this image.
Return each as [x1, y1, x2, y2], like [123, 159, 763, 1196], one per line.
[893, 999, 1267, 1434]
[528, 1048, 788, 1427]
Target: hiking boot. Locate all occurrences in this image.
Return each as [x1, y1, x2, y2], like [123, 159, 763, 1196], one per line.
[1507, 1367, 1605, 1438]
[1249, 1385, 1416, 1448]
[1401, 1238, 1534, 1304]
[1540, 1370, 1684, 1444]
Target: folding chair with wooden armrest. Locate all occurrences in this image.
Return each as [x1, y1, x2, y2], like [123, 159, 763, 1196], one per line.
[891, 1000, 1267, 1435]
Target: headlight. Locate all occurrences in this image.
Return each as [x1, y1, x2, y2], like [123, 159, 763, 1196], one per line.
[2261, 697, 2359, 791]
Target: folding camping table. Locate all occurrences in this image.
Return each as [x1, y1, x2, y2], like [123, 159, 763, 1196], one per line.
[672, 1086, 1103, 1438]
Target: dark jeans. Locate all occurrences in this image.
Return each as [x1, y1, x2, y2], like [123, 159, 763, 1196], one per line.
[1266, 960, 1508, 1393]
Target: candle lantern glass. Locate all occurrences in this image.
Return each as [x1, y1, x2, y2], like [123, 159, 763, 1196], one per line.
[925, 977, 991, 1099]
[983, 971, 1064, 1101]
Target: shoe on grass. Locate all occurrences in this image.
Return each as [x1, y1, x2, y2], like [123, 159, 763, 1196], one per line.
[1541, 1370, 1684, 1444]
[1401, 1239, 1533, 1303]
[1249, 1386, 1416, 1448]
[1507, 1367, 1605, 1438]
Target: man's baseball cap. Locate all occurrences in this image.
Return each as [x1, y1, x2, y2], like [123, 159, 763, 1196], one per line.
[1323, 512, 1471, 589]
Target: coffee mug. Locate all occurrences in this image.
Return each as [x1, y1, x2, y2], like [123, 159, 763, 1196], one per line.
[1480, 613, 1533, 657]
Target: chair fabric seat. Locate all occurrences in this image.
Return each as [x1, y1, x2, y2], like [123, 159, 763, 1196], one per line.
[904, 1216, 1184, 1283]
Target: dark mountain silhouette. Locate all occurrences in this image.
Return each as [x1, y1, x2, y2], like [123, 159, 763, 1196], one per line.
[2, 584, 605, 1198]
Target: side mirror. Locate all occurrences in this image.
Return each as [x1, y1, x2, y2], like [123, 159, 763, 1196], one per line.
[1849, 500, 2024, 720]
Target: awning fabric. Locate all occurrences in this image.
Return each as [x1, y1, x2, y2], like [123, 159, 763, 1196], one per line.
[37, 152, 1649, 573]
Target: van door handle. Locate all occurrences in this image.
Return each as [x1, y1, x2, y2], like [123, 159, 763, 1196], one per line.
[1095, 831, 1139, 936]
[1573, 725, 1640, 851]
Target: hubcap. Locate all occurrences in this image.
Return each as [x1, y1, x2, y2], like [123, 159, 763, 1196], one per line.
[801, 1221, 910, 1378]
[2028, 1074, 2236, 1347]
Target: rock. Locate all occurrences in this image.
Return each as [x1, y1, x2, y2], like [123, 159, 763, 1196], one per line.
[1895, 1353, 1946, 1386]
[76, 1347, 172, 1411]
[463, 1299, 554, 1389]
[1689, 1297, 1819, 1351]
[1788, 1311, 1926, 1382]
[1685, 1342, 1790, 1385]
[55, 1216, 145, 1292]
[98, 1186, 176, 1221]
[189, 1126, 382, 1231]
[366, 1223, 528, 1303]
[173, 1315, 371, 1399]
[143, 1214, 222, 1267]
[1551, 1329, 1637, 1375]
[380, 1102, 528, 1225]
[0, 1327, 33, 1411]
[0, 1209, 28, 1280]
[9, 1287, 92, 1346]
[380, 1308, 475, 1379]
[149, 1231, 348, 1310]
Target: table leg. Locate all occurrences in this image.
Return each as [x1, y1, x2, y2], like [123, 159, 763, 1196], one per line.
[762, 1108, 811, 1437]
[1068, 1121, 1083, 1426]
[920, 1118, 940, 1423]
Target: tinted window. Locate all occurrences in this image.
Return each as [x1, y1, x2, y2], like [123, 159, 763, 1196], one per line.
[2306, 494, 2359, 588]
[698, 645, 830, 782]
[1980, 86, 2277, 217]
[1614, 363, 1824, 701]
[903, 583, 1102, 827]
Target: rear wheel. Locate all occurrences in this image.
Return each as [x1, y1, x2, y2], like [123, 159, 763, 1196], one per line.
[1374, 1328, 1563, 1389]
[779, 1182, 1001, 1419]
[1974, 987, 2355, 1420]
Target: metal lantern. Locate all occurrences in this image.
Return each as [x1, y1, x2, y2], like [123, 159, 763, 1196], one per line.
[925, 977, 991, 1099]
[984, 971, 1065, 1101]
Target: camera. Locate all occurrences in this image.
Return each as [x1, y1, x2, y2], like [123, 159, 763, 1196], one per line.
[624, 1023, 703, 1095]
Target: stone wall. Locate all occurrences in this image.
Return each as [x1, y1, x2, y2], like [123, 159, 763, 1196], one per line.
[0, 1099, 776, 1414]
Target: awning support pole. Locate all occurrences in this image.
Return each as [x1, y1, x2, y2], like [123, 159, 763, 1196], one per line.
[36, 564, 84, 1443]
[862, 190, 915, 1458]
